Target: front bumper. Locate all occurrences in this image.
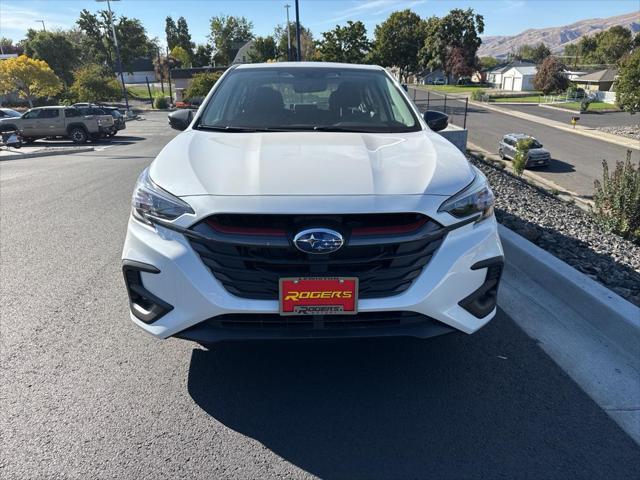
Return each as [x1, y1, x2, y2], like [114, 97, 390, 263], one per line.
[122, 213, 504, 342]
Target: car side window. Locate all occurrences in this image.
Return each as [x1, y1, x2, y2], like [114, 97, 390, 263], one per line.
[39, 109, 60, 119]
[23, 110, 41, 119]
[65, 108, 80, 118]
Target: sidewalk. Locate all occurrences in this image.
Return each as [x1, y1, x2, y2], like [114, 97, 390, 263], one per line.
[0, 144, 94, 161]
[469, 100, 639, 150]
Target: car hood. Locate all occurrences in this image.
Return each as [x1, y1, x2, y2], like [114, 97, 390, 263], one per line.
[150, 129, 474, 197]
[528, 147, 550, 155]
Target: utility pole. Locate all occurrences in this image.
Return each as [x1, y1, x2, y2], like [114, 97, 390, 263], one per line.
[284, 4, 292, 61]
[96, 0, 130, 113]
[294, 0, 301, 61]
[36, 20, 46, 32]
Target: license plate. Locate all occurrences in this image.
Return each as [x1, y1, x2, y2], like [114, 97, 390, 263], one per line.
[279, 277, 358, 316]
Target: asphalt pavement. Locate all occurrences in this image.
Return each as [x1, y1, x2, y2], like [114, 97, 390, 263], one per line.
[411, 88, 640, 197]
[2, 112, 639, 479]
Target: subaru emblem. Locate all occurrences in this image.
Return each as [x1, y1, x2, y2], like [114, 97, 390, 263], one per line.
[293, 228, 344, 254]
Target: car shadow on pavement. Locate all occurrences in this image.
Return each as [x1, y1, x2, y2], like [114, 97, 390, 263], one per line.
[187, 310, 640, 479]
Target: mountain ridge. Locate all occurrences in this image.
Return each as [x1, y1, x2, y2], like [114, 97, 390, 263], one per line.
[478, 11, 640, 59]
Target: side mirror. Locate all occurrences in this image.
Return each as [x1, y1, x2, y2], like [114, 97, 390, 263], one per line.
[168, 109, 193, 131]
[423, 110, 449, 132]
[401, 83, 408, 92]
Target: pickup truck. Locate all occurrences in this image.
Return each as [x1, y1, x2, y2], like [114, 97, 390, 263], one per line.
[0, 106, 115, 143]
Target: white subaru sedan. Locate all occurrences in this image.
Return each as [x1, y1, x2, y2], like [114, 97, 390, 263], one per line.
[122, 62, 503, 344]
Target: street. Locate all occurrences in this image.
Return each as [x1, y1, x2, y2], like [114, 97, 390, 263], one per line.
[1, 112, 639, 479]
[410, 88, 640, 197]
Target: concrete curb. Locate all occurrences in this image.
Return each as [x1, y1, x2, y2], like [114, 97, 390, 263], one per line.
[469, 100, 639, 150]
[499, 224, 640, 356]
[466, 141, 594, 210]
[499, 224, 640, 443]
[540, 103, 622, 114]
[0, 147, 94, 161]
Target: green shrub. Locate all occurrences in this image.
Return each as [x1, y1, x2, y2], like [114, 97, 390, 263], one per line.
[580, 98, 592, 112]
[70, 64, 121, 102]
[513, 138, 534, 176]
[185, 71, 222, 98]
[153, 96, 169, 109]
[470, 89, 485, 101]
[593, 150, 640, 243]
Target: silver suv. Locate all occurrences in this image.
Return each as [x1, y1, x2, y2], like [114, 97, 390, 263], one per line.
[0, 106, 114, 144]
[498, 133, 551, 168]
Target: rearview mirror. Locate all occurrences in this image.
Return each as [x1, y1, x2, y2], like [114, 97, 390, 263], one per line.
[423, 110, 448, 132]
[168, 109, 193, 131]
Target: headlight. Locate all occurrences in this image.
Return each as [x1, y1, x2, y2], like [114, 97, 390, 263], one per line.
[132, 168, 194, 225]
[438, 169, 495, 221]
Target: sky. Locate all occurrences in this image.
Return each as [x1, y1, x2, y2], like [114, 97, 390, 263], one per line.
[1, 0, 638, 47]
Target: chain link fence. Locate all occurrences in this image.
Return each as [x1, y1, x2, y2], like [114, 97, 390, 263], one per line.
[409, 88, 470, 129]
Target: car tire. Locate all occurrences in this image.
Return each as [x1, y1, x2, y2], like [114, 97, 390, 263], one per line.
[22, 137, 36, 144]
[69, 127, 88, 144]
[498, 149, 505, 160]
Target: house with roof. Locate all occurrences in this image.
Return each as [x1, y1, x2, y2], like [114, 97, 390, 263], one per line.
[500, 64, 537, 91]
[120, 58, 155, 84]
[572, 68, 617, 92]
[487, 61, 536, 89]
[232, 40, 255, 64]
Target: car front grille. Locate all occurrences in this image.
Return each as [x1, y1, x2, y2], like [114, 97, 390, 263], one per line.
[187, 213, 447, 300]
[192, 311, 437, 330]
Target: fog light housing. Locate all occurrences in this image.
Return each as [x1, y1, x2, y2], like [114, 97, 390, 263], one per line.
[459, 256, 504, 318]
[122, 260, 173, 324]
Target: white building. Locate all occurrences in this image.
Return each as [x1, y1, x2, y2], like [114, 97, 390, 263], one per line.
[500, 65, 537, 91]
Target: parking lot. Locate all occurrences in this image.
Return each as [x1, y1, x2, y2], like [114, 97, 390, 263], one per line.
[1, 111, 639, 479]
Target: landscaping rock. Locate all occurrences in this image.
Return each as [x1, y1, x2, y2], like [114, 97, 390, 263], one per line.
[470, 156, 640, 307]
[597, 125, 640, 141]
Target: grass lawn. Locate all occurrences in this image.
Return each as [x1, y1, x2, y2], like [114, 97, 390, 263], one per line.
[127, 85, 170, 100]
[492, 95, 542, 103]
[416, 84, 487, 94]
[555, 101, 621, 112]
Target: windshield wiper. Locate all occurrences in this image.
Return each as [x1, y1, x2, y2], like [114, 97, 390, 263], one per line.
[196, 125, 259, 132]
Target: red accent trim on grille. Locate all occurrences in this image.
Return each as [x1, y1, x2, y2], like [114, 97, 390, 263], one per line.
[205, 219, 286, 237]
[351, 218, 428, 236]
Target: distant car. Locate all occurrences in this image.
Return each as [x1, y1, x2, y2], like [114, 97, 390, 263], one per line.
[72, 103, 126, 135]
[433, 78, 446, 85]
[0, 108, 22, 120]
[0, 106, 115, 143]
[456, 77, 471, 85]
[498, 133, 551, 168]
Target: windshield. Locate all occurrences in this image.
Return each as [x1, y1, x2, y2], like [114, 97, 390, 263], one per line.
[2, 109, 21, 118]
[197, 67, 420, 133]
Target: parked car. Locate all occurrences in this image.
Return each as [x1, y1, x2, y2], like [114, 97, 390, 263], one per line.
[498, 133, 551, 167]
[433, 78, 446, 85]
[123, 62, 503, 345]
[0, 108, 22, 121]
[72, 103, 125, 136]
[0, 106, 114, 143]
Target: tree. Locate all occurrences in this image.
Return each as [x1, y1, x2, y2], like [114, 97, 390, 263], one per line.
[184, 71, 222, 98]
[372, 10, 426, 81]
[594, 26, 633, 64]
[515, 42, 551, 63]
[479, 56, 499, 69]
[0, 37, 24, 55]
[69, 64, 121, 102]
[419, 9, 484, 80]
[446, 47, 474, 78]
[616, 49, 640, 114]
[165, 16, 179, 51]
[176, 17, 195, 58]
[0, 55, 62, 107]
[248, 36, 278, 63]
[274, 23, 315, 61]
[24, 30, 80, 85]
[170, 46, 191, 68]
[317, 21, 370, 63]
[192, 44, 213, 67]
[533, 56, 568, 94]
[209, 15, 253, 65]
[77, 9, 155, 73]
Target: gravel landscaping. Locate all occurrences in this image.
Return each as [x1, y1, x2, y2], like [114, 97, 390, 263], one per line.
[469, 156, 640, 307]
[597, 125, 640, 141]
